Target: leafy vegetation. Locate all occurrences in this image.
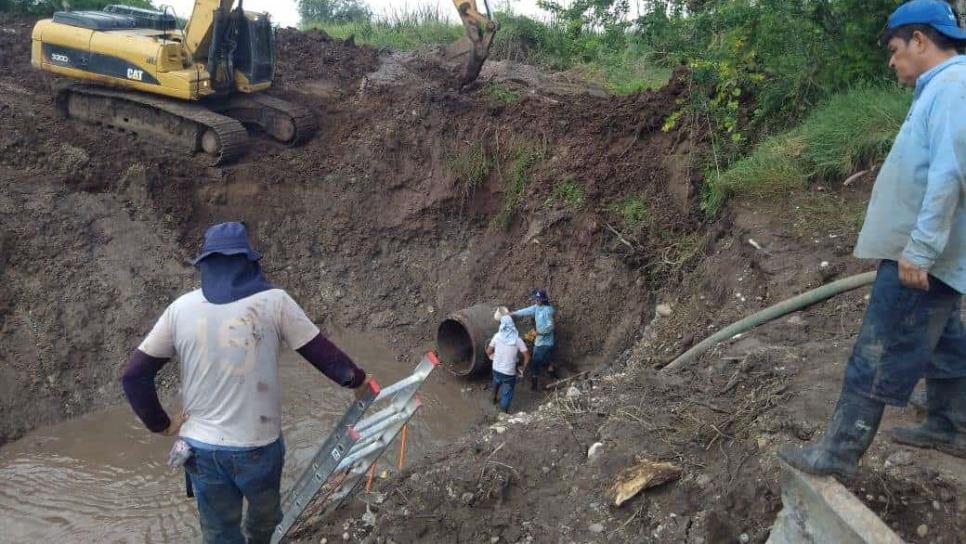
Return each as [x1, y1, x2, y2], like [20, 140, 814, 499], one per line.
[496, 144, 543, 226]
[704, 86, 910, 214]
[298, 0, 370, 25]
[485, 83, 522, 104]
[448, 141, 493, 203]
[613, 195, 650, 232]
[553, 178, 585, 209]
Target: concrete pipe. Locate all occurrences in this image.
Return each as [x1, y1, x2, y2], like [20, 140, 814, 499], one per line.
[436, 303, 503, 377]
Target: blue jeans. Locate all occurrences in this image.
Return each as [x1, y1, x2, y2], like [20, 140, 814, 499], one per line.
[185, 437, 285, 544]
[492, 370, 517, 412]
[845, 260, 966, 406]
[530, 345, 554, 378]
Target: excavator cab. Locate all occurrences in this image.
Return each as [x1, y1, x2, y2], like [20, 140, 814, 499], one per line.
[233, 13, 274, 90]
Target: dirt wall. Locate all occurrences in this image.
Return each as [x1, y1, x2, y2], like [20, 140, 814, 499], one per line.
[0, 18, 700, 444]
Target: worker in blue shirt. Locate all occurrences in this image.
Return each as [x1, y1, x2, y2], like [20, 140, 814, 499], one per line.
[512, 288, 556, 390]
[781, 0, 966, 480]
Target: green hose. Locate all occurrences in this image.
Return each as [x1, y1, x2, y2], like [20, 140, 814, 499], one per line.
[660, 271, 877, 373]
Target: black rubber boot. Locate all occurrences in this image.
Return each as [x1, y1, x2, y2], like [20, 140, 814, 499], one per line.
[491, 387, 499, 405]
[890, 377, 966, 458]
[778, 391, 885, 480]
[530, 376, 538, 391]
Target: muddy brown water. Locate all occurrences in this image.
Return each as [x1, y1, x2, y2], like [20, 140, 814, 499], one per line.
[0, 330, 480, 543]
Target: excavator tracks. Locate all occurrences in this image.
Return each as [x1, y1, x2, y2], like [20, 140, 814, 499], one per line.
[57, 85, 249, 166]
[209, 92, 318, 147]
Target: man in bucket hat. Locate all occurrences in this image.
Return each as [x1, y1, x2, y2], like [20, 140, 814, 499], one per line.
[121, 222, 371, 543]
[780, 0, 966, 480]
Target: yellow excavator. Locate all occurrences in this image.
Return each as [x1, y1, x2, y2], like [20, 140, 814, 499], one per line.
[30, 1, 497, 165]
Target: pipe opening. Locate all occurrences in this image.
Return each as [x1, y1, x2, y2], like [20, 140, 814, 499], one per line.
[437, 318, 474, 375]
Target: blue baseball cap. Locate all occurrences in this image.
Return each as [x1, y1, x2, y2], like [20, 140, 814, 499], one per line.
[529, 288, 549, 302]
[191, 221, 262, 266]
[888, 0, 966, 41]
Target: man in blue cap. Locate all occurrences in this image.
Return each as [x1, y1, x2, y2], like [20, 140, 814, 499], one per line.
[780, 0, 966, 479]
[512, 288, 556, 390]
[120, 222, 371, 543]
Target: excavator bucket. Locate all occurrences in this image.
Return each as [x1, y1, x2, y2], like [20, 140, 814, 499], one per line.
[450, 0, 497, 88]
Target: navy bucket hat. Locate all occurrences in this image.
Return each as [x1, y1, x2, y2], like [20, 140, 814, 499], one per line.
[888, 0, 966, 41]
[192, 222, 262, 266]
[529, 288, 549, 303]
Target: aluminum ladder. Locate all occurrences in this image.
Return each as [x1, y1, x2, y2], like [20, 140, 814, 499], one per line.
[270, 352, 439, 544]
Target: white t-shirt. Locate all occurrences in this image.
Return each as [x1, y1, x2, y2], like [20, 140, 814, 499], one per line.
[488, 335, 528, 375]
[138, 288, 319, 448]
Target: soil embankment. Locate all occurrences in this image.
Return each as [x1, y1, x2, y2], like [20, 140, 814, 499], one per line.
[0, 18, 697, 446]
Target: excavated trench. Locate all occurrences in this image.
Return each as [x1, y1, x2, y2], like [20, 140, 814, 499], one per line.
[0, 15, 703, 543]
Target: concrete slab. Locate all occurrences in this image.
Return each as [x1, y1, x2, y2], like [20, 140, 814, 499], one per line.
[767, 462, 905, 544]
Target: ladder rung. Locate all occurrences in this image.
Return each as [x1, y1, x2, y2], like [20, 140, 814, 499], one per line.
[373, 373, 423, 402]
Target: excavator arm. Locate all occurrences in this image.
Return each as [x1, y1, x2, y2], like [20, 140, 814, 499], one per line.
[452, 0, 497, 88]
[183, 0, 236, 60]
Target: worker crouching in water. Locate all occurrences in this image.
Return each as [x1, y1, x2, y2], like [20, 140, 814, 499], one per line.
[486, 308, 531, 413]
[780, 0, 966, 479]
[120, 222, 371, 544]
[512, 288, 556, 390]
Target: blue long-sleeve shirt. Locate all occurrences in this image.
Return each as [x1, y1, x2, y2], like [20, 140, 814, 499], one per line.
[854, 55, 966, 294]
[512, 304, 555, 347]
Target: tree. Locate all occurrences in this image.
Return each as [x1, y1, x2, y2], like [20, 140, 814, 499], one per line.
[297, 0, 370, 24]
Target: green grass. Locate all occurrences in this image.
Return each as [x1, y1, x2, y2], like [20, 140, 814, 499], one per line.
[496, 144, 543, 225]
[703, 86, 911, 215]
[486, 83, 522, 104]
[571, 48, 672, 95]
[448, 141, 492, 203]
[612, 195, 650, 232]
[552, 178, 585, 209]
[305, 6, 462, 51]
[305, 9, 669, 96]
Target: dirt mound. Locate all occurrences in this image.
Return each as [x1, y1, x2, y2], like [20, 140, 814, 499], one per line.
[274, 28, 380, 89]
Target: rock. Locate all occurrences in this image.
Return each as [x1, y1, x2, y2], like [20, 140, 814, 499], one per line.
[587, 442, 604, 461]
[917, 524, 928, 538]
[786, 314, 806, 326]
[461, 492, 474, 504]
[566, 385, 581, 399]
[655, 304, 673, 317]
[368, 309, 395, 329]
[342, 532, 350, 541]
[885, 450, 913, 468]
[588, 523, 604, 534]
[739, 533, 750, 543]
[491, 425, 507, 434]
[933, 500, 941, 511]
[362, 508, 376, 527]
[56, 143, 90, 173]
[490, 537, 500, 543]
